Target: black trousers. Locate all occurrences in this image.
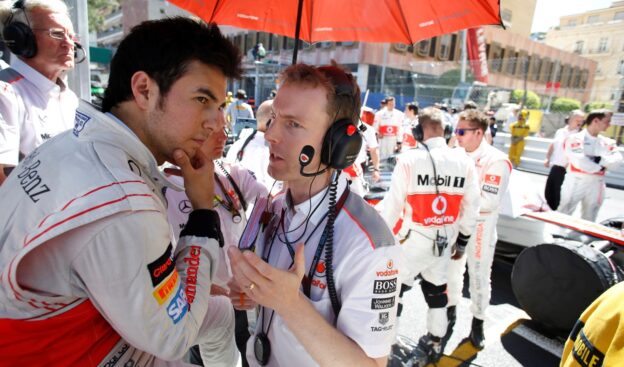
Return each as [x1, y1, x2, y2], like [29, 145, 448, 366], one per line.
[189, 309, 250, 366]
[544, 165, 567, 210]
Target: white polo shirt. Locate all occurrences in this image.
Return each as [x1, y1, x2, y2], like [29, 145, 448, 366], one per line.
[0, 58, 78, 166]
[551, 126, 578, 167]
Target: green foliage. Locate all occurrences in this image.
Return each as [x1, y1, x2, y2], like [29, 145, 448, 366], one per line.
[87, 0, 119, 33]
[510, 89, 541, 109]
[584, 101, 613, 112]
[551, 97, 582, 113]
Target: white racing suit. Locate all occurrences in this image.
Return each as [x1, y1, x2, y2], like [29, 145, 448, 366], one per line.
[341, 122, 378, 196]
[374, 108, 404, 160]
[447, 140, 512, 320]
[558, 130, 623, 221]
[0, 101, 237, 366]
[378, 137, 480, 338]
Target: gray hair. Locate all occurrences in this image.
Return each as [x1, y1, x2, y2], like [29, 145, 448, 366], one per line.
[1, 0, 70, 33]
[419, 107, 444, 129]
[569, 109, 585, 118]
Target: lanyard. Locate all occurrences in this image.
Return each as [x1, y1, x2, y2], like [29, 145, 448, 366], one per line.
[277, 189, 350, 298]
[214, 173, 242, 223]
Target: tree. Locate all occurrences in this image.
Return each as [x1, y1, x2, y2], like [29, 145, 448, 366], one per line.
[584, 101, 613, 112]
[88, 0, 119, 33]
[510, 89, 541, 109]
[551, 97, 582, 113]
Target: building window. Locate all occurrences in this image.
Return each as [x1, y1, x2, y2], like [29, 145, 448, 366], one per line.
[438, 34, 452, 60]
[567, 19, 577, 26]
[618, 60, 624, 75]
[417, 39, 430, 56]
[598, 37, 608, 53]
[505, 50, 518, 75]
[574, 40, 584, 54]
[587, 15, 600, 24]
[614, 11, 624, 21]
[488, 43, 503, 73]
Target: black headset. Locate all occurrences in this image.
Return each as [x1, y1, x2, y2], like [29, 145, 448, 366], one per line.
[299, 66, 363, 176]
[3, 1, 37, 58]
[412, 121, 453, 143]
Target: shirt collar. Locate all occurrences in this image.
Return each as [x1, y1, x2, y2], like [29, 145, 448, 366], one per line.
[11, 57, 65, 95]
[468, 139, 488, 160]
[423, 136, 447, 148]
[284, 175, 348, 226]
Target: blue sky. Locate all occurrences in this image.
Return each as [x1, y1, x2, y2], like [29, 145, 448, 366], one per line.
[531, 0, 616, 32]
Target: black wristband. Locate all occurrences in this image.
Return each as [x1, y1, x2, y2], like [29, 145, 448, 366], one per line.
[180, 209, 224, 247]
[456, 232, 470, 250]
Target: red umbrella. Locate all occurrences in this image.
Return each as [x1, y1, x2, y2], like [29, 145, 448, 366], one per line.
[168, 0, 502, 63]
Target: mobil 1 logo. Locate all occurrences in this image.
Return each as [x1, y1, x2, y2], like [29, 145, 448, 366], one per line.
[373, 277, 397, 294]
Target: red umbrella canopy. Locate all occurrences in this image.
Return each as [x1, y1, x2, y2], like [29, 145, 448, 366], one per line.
[168, 0, 502, 44]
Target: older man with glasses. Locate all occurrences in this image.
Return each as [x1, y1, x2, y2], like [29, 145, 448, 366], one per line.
[0, 0, 79, 185]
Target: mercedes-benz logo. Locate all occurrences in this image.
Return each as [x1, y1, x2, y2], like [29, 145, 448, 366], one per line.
[178, 200, 192, 213]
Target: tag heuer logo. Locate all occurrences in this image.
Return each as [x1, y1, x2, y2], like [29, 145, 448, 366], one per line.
[379, 312, 389, 325]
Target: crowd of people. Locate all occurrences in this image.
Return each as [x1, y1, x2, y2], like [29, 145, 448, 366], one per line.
[0, 1, 622, 367]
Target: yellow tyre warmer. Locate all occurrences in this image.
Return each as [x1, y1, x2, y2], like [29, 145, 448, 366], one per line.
[511, 241, 621, 334]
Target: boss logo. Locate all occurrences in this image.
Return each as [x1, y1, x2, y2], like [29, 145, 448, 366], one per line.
[373, 278, 397, 294]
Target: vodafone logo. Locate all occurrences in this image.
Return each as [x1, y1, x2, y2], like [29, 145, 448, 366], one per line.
[387, 126, 394, 133]
[314, 261, 326, 277]
[387, 259, 393, 269]
[432, 195, 448, 215]
[485, 174, 501, 186]
[299, 153, 310, 164]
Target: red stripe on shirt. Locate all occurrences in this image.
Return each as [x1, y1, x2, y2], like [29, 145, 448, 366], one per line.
[343, 208, 376, 249]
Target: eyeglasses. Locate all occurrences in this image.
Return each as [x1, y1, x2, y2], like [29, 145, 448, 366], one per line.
[33, 27, 80, 42]
[454, 127, 480, 136]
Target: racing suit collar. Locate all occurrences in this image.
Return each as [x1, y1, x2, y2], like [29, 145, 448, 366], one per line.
[285, 175, 348, 227]
[468, 139, 490, 160]
[75, 100, 182, 193]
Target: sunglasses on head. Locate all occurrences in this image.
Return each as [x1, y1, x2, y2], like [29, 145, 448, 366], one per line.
[454, 127, 479, 136]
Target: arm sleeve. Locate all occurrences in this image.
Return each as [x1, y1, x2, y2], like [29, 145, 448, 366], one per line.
[377, 157, 408, 234]
[71, 209, 224, 360]
[599, 140, 623, 170]
[245, 104, 255, 119]
[362, 126, 379, 149]
[337, 244, 402, 358]
[457, 163, 480, 236]
[0, 83, 21, 166]
[565, 135, 602, 173]
[479, 159, 512, 214]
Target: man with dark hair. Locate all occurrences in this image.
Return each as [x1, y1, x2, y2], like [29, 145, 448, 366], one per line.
[0, 18, 242, 365]
[0, 0, 79, 185]
[445, 109, 512, 349]
[228, 63, 401, 366]
[544, 110, 583, 210]
[374, 96, 404, 159]
[378, 107, 479, 366]
[401, 103, 419, 150]
[558, 109, 622, 221]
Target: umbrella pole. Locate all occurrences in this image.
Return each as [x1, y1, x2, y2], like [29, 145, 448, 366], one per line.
[291, 0, 304, 64]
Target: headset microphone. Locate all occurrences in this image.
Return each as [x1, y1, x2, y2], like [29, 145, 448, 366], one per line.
[74, 42, 86, 64]
[299, 145, 328, 177]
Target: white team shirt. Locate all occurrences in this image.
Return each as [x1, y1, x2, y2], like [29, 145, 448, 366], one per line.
[0, 58, 78, 166]
[550, 126, 578, 167]
[246, 177, 401, 366]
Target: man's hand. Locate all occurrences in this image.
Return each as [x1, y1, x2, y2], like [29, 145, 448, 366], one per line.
[451, 243, 465, 260]
[544, 159, 550, 168]
[165, 149, 214, 209]
[227, 277, 257, 310]
[228, 245, 306, 315]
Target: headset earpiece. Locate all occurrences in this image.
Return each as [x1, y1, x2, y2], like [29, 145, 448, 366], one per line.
[444, 124, 453, 142]
[3, 1, 37, 58]
[320, 118, 362, 170]
[412, 124, 424, 142]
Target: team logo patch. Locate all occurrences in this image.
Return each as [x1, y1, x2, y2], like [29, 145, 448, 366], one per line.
[379, 312, 390, 325]
[153, 270, 179, 305]
[147, 244, 175, 286]
[73, 110, 91, 137]
[482, 185, 499, 194]
[572, 329, 604, 367]
[485, 174, 501, 186]
[376, 260, 398, 277]
[371, 296, 396, 310]
[167, 286, 188, 324]
[373, 278, 397, 294]
[178, 199, 192, 214]
[431, 195, 448, 215]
